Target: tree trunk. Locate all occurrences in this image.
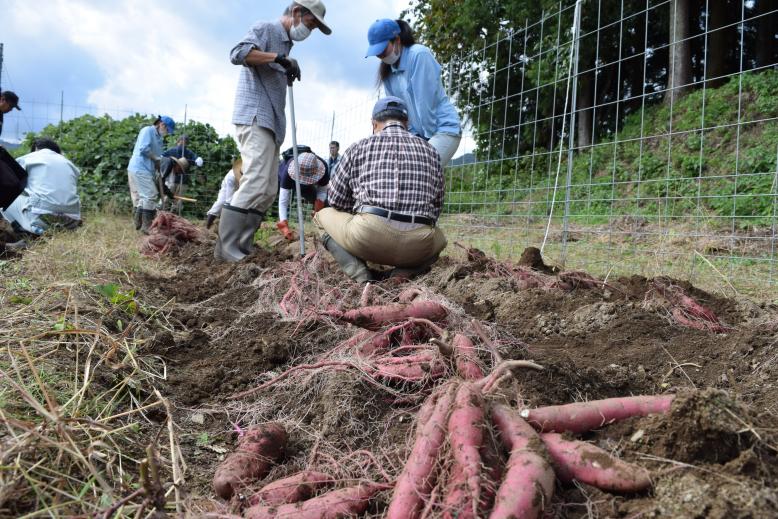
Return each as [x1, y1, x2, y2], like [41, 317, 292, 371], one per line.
[577, 72, 593, 149]
[757, 0, 778, 68]
[666, 0, 692, 104]
[706, 0, 729, 87]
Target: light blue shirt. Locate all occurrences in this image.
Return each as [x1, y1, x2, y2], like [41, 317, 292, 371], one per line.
[128, 125, 163, 174]
[383, 44, 461, 139]
[15, 149, 81, 217]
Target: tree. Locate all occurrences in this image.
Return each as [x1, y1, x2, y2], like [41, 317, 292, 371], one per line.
[667, 0, 692, 104]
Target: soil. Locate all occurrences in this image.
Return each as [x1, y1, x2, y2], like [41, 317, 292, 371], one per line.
[129, 238, 778, 518]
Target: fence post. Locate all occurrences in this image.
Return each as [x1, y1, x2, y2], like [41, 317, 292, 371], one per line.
[561, 0, 583, 267]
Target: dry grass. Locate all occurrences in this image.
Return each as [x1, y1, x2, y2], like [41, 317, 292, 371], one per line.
[0, 214, 181, 518]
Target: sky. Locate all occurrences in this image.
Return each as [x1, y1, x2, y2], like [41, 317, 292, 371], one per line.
[0, 0, 413, 155]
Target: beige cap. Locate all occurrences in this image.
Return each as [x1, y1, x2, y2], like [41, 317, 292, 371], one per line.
[294, 0, 331, 35]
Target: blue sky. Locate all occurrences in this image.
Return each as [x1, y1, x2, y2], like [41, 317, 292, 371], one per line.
[1, 0, 411, 152]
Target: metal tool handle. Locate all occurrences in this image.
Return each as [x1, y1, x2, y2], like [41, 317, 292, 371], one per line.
[287, 85, 306, 257]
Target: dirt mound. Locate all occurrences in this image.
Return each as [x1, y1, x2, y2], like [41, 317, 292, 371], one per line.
[128, 242, 778, 517]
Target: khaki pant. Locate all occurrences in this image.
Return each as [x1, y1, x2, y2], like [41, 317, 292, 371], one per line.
[127, 170, 139, 207]
[315, 207, 447, 268]
[230, 124, 280, 212]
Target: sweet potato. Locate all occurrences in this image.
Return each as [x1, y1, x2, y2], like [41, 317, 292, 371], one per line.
[442, 383, 484, 519]
[244, 482, 385, 519]
[212, 423, 287, 500]
[386, 383, 457, 519]
[489, 404, 554, 519]
[541, 433, 652, 493]
[326, 300, 448, 330]
[248, 471, 333, 506]
[372, 354, 446, 383]
[451, 334, 484, 380]
[520, 395, 674, 433]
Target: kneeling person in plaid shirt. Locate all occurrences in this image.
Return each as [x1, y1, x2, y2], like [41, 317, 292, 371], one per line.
[314, 96, 447, 282]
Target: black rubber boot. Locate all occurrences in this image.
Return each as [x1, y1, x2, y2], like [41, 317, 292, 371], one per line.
[214, 205, 249, 263]
[240, 209, 264, 255]
[133, 207, 142, 230]
[140, 209, 156, 235]
[322, 233, 372, 283]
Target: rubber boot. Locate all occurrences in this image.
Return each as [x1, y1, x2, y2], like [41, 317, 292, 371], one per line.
[140, 209, 156, 235]
[214, 204, 249, 263]
[133, 207, 142, 230]
[322, 233, 372, 283]
[240, 209, 264, 255]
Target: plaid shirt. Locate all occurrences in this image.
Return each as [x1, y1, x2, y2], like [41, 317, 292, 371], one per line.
[328, 123, 444, 220]
[230, 20, 292, 145]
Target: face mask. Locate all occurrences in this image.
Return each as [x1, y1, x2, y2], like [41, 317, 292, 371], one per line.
[290, 20, 311, 41]
[381, 43, 400, 65]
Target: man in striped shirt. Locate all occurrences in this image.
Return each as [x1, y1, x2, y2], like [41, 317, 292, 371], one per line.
[315, 96, 447, 282]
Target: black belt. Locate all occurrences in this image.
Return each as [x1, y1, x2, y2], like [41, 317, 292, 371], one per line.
[359, 206, 435, 226]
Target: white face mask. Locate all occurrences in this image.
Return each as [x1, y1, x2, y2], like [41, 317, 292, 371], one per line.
[290, 20, 311, 41]
[381, 43, 401, 65]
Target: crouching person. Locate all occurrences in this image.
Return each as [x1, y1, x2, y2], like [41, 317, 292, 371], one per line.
[314, 96, 446, 282]
[276, 149, 329, 240]
[1, 138, 81, 245]
[205, 158, 243, 229]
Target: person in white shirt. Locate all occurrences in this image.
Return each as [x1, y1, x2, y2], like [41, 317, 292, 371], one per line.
[276, 150, 328, 240]
[205, 158, 243, 229]
[2, 138, 81, 239]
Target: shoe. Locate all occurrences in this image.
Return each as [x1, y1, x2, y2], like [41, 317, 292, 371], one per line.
[140, 209, 157, 235]
[133, 207, 142, 230]
[215, 205, 249, 262]
[322, 233, 371, 283]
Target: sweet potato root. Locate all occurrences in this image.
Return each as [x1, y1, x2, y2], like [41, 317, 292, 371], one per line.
[489, 404, 554, 519]
[326, 300, 448, 331]
[244, 482, 386, 519]
[521, 395, 674, 433]
[451, 334, 484, 380]
[542, 433, 652, 493]
[212, 423, 287, 500]
[372, 354, 446, 383]
[248, 471, 333, 506]
[387, 383, 457, 519]
[442, 383, 484, 519]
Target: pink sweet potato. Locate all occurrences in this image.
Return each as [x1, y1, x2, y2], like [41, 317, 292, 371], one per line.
[451, 334, 484, 380]
[248, 471, 334, 506]
[212, 423, 287, 500]
[326, 300, 448, 330]
[372, 354, 446, 383]
[244, 482, 385, 519]
[489, 404, 554, 519]
[541, 433, 652, 493]
[386, 383, 457, 519]
[521, 395, 674, 433]
[442, 383, 484, 519]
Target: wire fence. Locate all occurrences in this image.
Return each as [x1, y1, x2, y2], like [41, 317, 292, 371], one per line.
[4, 0, 778, 297]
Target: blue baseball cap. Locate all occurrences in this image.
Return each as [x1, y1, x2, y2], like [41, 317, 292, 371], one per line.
[366, 19, 400, 57]
[160, 115, 176, 135]
[372, 96, 408, 119]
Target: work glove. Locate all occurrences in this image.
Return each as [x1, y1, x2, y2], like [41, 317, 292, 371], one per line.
[205, 214, 216, 229]
[276, 220, 296, 241]
[274, 53, 301, 86]
[195, 156, 204, 167]
[313, 199, 326, 216]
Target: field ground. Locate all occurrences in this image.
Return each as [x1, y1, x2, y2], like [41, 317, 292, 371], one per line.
[1, 213, 777, 518]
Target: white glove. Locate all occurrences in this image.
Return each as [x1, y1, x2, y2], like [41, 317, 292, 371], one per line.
[195, 157, 204, 167]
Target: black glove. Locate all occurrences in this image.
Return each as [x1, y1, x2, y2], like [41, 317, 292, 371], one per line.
[274, 53, 301, 86]
[205, 214, 216, 229]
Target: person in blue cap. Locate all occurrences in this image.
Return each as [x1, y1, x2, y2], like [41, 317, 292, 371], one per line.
[366, 19, 461, 167]
[127, 115, 175, 234]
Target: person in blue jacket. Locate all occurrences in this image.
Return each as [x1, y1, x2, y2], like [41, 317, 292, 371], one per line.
[365, 18, 461, 166]
[127, 115, 175, 233]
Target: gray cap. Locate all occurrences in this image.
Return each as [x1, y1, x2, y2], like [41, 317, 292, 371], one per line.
[372, 96, 408, 119]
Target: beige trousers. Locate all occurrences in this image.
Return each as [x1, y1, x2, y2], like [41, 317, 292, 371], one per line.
[127, 170, 139, 207]
[230, 124, 280, 212]
[315, 208, 447, 268]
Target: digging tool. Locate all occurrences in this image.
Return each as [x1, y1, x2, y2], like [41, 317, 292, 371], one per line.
[173, 195, 197, 203]
[287, 84, 306, 257]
